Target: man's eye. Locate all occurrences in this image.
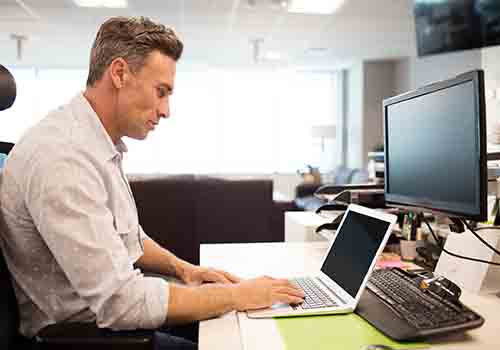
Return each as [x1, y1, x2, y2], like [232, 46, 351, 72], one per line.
[157, 88, 166, 98]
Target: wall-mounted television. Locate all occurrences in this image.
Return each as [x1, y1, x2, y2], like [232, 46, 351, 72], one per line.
[414, 0, 500, 57]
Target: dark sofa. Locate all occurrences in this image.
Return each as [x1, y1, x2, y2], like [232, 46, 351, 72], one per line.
[128, 174, 296, 265]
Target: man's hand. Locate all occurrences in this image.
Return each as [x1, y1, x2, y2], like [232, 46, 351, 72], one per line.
[232, 276, 305, 311]
[180, 264, 241, 286]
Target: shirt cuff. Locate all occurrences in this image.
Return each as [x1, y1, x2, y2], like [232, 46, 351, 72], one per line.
[143, 277, 168, 328]
[139, 225, 151, 242]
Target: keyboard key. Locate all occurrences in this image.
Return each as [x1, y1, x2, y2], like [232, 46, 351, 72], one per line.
[290, 277, 338, 309]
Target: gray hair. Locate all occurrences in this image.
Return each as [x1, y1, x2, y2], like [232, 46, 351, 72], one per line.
[86, 16, 183, 87]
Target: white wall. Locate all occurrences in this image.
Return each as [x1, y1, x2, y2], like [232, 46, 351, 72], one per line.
[481, 46, 500, 145]
[393, 48, 500, 145]
[392, 49, 482, 93]
[413, 49, 482, 88]
[345, 62, 364, 169]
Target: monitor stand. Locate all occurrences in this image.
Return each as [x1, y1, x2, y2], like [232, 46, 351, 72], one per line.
[434, 227, 500, 296]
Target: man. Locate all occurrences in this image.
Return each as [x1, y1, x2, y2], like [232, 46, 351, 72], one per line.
[0, 17, 304, 349]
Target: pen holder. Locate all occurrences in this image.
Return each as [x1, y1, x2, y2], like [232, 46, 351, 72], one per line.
[400, 239, 417, 261]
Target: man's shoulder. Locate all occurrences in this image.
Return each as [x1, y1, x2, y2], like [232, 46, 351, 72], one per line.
[7, 102, 91, 173]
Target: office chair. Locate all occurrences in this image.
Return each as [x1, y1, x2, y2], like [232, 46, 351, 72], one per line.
[0, 65, 15, 167]
[0, 64, 155, 349]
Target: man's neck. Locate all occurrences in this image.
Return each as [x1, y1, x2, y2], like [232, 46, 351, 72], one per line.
[83, 86, 121, 144]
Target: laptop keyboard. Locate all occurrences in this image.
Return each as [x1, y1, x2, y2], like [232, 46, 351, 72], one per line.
[290, 277, 338, 309]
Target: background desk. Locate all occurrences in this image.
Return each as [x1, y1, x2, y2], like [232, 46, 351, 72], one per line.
[284, 212, 332, 242]
[199, 242, 500, 350]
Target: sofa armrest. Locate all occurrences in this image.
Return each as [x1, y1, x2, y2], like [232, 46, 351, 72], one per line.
[271, 200, 299, 242]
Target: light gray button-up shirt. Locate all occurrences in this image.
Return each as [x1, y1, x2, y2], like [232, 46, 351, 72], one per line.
[0, 93, 168, 337]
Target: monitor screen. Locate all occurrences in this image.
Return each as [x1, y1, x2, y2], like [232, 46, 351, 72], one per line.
[414, 0, 500, 57]
[383, 70, 487, 221]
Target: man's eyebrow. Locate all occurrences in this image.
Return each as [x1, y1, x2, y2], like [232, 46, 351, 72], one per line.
[157, 82, 173, 94]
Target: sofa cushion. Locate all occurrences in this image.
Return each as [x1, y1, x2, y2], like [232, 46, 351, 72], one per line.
[195, 176, 274, 244]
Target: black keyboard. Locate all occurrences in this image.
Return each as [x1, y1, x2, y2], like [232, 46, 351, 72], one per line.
[290, 277, 338, 309]
[355, 268, 484, 341]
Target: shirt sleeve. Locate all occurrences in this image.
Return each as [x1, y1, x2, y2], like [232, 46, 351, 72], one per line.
[25, 152, 168, 330]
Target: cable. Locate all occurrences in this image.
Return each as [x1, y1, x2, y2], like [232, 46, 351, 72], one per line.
[462, 219, 500, 256]
[422, 217, 500, 266]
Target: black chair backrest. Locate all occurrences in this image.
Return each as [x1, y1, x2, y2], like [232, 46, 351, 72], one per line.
[0, 64, 22, 349]
[0, 65, 16, 112]
[0, 142, 14, 155]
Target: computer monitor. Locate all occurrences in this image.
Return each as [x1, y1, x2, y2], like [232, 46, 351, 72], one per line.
[383, 70, 487, 222]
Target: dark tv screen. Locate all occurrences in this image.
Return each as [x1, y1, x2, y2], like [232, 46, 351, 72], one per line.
[414, 0, 500, 56]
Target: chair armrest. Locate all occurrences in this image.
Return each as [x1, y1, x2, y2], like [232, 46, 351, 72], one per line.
[315, 203, 347, 214]
[36, 322, 154, 350]
[314, 183, 383, 196]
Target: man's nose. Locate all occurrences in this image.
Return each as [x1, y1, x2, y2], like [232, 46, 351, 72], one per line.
[158, 100, 170, 119]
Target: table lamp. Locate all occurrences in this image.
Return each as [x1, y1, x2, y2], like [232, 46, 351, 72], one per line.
[310, 124, 336, 153]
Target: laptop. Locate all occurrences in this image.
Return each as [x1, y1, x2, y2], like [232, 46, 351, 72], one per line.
[247, 204, 396, 318]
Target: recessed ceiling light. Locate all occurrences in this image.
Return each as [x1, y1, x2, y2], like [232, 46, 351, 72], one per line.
[287, 0, 346, 15]
[73, 0, 128, 8]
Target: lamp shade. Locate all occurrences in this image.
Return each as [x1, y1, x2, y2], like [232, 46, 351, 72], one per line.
[309, 125, 336, 139]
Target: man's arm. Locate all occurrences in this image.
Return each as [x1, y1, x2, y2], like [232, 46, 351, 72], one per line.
[136, 238, 240, 284]
[136, 237, 305, 325]
[135, 238, 190, 278]
[166, 276, 305, 325]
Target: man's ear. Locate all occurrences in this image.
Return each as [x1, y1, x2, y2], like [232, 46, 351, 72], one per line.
[109, 57, 128, 89]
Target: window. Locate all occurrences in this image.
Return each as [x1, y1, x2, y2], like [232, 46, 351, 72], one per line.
[2, 67, 341, 174]
[0, 68, 87, 143]
[126, 69, 342, 173]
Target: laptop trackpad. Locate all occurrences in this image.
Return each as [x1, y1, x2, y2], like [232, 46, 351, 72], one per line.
[246, 302, 294, 318]
[271, 303, 292, 311]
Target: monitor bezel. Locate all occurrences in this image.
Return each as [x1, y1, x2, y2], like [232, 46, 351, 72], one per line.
[383, 69, 487, 222]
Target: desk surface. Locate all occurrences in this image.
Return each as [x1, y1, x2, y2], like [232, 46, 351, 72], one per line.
[199, 242, 500, 350]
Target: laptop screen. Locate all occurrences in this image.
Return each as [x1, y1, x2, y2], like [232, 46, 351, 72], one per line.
[320, 210, 390, 298]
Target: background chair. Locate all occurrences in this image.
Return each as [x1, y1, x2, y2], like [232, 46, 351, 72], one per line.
[0, 64, 156, 349]
[294, 165, 373, 211]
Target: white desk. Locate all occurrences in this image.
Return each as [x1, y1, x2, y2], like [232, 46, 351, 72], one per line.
[199, 242, 500, 350]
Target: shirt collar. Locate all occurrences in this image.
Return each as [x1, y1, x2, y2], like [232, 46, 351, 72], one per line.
[71, 93, 128, 161]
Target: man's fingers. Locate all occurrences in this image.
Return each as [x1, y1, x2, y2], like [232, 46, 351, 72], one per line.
[218, 269, 241, 283]
[276, 286, 305, 298]
[206, 270, 232, 284]
[274, 278, 301, 291]
[277, 293, 304, 305]
[263, 275, 280, 281]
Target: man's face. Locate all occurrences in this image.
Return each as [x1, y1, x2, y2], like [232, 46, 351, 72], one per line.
[116, 50, 176, 140]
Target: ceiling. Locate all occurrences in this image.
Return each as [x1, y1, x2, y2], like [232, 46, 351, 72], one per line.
[0, 0, 417, 69]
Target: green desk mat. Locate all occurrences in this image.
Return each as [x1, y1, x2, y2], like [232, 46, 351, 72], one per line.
[276, 313, 428, 350]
